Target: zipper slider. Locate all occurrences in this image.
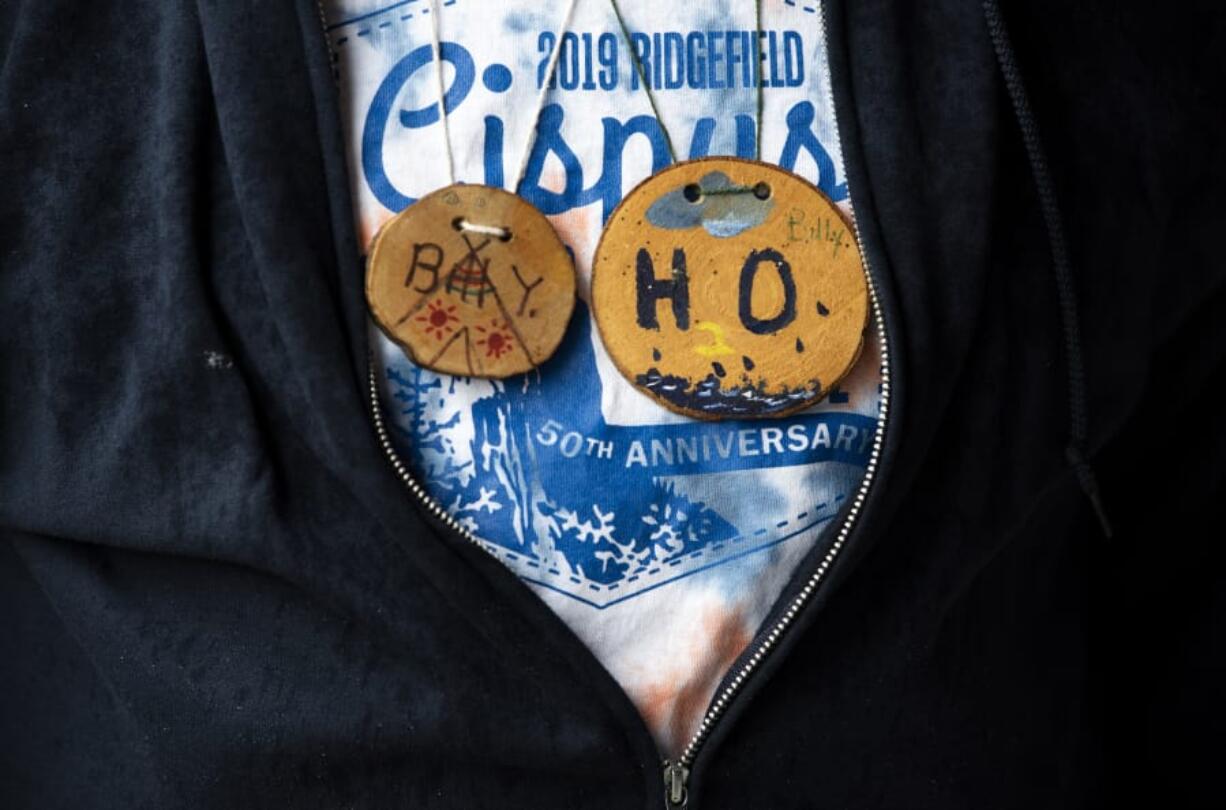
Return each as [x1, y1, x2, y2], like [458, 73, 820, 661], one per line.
[662, 759, 690, 808]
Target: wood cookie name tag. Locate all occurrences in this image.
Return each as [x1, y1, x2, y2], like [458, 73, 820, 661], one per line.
[366, 184, 576, 378]
[591, 157, 868, 420]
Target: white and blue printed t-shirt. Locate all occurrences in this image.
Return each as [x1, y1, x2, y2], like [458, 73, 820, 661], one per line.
[322, 0, 884, 758]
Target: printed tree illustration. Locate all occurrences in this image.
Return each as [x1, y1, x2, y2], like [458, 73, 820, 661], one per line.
[387, 361, 552, 554]
[470, 384, 535, 549]
[388, 366, 469, 488]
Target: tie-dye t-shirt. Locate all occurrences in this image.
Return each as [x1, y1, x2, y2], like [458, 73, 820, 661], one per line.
[321, 0, 883, 758]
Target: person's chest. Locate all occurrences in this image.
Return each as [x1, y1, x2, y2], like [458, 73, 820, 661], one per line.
[321, 0, 884, 765]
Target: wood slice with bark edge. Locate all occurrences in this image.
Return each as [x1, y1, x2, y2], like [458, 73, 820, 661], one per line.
[590, 157, 868, 420]
[365, 184, 576, 378]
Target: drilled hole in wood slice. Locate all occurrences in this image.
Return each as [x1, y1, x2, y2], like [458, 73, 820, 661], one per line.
[451, 216, 514, 242]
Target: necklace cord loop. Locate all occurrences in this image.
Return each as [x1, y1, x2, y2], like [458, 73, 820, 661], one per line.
[452, 217, 512, 241]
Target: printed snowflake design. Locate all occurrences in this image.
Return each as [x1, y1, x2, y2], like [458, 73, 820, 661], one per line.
[642, 500, 714, 560]
[475, 318, 516, 359]
[446, 486, 504, 535]
[553, 504, 618, 545]
[416, 300, 459, 340]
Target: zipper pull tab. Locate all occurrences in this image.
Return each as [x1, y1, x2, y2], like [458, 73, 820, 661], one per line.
[662, 759, 690, 808]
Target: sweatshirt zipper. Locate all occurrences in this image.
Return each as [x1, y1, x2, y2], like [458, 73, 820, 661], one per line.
[323, 1, 894, 807]
[656, 1, 891, 805]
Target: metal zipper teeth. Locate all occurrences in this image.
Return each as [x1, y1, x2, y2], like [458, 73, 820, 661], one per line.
[311, 0, 475, 540]
[310, 0, 471, 540]
[367, 283, 889, 804]
[366, 354, 485, 540]
[668, 250, 891, 771]
[663, 0, 894, 788]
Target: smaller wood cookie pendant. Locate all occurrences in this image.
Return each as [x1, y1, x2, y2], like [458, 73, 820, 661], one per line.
[366, 184, 576, 378]
[591, 157, 869, 420]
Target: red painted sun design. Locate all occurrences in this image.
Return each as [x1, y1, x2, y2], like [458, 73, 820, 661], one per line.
[416, 300, 458, 340]
[475, 319, 516, 359]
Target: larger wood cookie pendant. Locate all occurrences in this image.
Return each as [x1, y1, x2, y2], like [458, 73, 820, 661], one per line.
[591, 157, 869, 420]
[366, 184, 576, 378]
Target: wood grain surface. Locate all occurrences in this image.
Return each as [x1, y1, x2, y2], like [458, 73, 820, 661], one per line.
[366, 184, 576, 378]
[591, 157, 868, 420]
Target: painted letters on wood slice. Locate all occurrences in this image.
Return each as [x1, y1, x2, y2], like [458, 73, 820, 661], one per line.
[366, 184, 577, 378]
[591, 157, 869, 420]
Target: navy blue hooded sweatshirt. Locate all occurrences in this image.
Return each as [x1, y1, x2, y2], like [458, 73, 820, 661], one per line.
[2, 1, 1223, 808]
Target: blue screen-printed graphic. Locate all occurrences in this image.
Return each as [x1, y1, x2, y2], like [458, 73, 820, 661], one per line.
[385, 297, 873, 608]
